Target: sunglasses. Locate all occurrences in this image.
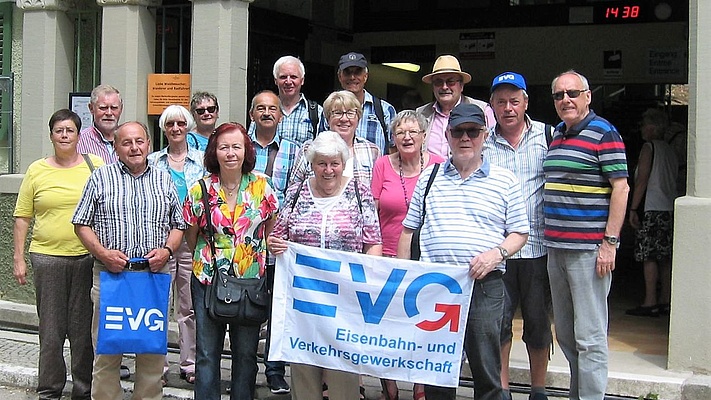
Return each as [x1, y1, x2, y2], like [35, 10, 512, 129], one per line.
[194, 106, 217, 115]
[165, 121, 187, 128]
[450, 127, 487, 139]
[552, 89, 588, 101]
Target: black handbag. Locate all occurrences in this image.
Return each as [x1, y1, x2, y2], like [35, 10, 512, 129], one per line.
[410, 163, 439, 261]
[198, 179, 270, 326]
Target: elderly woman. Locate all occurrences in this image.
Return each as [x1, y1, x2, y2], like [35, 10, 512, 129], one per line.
[147, 104, 205, 384]
[183, 122, 279, 399]
[371, 110, 444, 400]
[13, 109, 104, 399]
[268, 130, 382, 400]
[290, 90, 381, 187]
[626, 109, 678, 317]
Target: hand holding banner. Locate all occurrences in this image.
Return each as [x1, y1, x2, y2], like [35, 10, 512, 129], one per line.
[269, 242, 474, 387]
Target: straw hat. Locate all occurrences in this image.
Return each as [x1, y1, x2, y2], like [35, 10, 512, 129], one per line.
[422, 55, 472, 84]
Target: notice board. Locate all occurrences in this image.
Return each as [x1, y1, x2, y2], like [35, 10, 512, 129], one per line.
[147, 74, 191, 115]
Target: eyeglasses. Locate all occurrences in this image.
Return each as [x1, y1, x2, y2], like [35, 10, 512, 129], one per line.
[194, 106, 217, 115]
[432, 78, 462, 87]
[394, 130, 423, 138]
[551, 89, 588, 101]
[166, 121, 187, 128]
[450, 127, 487, 139]
[331, 109, 358, 119]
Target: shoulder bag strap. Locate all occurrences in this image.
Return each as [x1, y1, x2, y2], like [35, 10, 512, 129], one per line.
[371, 96, 390, 150]
[307, 99, 319, 139]
[81, 153, 95, 172]
[419, 163, 440, 227]
[264, 142, 279, 177]
[198, 179, 216, 258]
[544, 124, 554, 148]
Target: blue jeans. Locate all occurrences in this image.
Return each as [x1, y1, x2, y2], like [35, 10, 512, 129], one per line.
[192, 275, 260, 400]
[424, 272, 505, 400]
[547, 247, 610, 400]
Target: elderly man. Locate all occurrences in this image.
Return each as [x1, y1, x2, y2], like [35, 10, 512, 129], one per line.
[398, 103, 529, 400]
[483, 72, 552, 400]
[247, 90, 301, 395]
[73, 121, 186, 400]
[77, 84, 123, 163]
[248, 56, 322, 146]
[188, 91, 220, 151]
[417, 55, 494, 159]
[320, 52, 396, 154]
[544, 70, 629, 400]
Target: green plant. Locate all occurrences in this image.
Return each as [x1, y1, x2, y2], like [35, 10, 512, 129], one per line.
[638, 393, 659, 400]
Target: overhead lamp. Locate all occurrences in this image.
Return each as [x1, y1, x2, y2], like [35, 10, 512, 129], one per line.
[382, 63, 421, 73]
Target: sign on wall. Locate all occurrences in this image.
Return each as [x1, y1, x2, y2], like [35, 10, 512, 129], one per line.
[147, 74, 191, 115]
[459, 32, 495, 60]
[646, 48, 686, 81]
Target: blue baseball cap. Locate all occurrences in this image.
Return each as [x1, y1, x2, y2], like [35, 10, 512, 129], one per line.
[449, 103, 486, 128]
[491, 71, 527, 93]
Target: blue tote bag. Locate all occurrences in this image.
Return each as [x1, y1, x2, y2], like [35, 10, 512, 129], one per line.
[96, 271, 171, 355]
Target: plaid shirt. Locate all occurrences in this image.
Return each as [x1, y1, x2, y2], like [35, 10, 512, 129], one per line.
[248, 93, 322, 146]
[288, 136, 381, 188]
[249, 130, 301, 204]
[77, 126, 118, 164]
[319, 90, 396, 155]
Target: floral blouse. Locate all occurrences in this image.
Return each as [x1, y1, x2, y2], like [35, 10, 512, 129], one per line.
[183, 173, 279, 284]
[272, 178, 381, 253]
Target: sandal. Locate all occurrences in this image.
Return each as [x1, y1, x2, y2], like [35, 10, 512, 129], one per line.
[379, 379, 399, 400]
[180, 371, 196, 384]
[413, 383, 425, 400]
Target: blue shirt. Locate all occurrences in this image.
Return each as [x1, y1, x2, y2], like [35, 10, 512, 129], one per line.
[248, 130, 301, 205]
[186, 132, 209, 151]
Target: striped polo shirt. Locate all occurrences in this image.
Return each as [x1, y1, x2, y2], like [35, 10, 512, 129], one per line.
[484, 116, 548, 259]
[403, 158, 529, 271]
[543, 110, 628, 250]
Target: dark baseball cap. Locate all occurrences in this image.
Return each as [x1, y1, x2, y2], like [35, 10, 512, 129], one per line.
[338, 52, 368, 71]
[449, 103, 486, 128]
[491, 71, 527, 93]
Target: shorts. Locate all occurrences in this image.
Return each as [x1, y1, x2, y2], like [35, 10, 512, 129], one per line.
[634, 210, 673, 262]
[500, 255, 552, 349]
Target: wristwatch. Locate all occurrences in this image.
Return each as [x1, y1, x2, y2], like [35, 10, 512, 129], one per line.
[603, 235, 620, 248]
[496, 245, 510, 261]
[163, 246, 174, 260]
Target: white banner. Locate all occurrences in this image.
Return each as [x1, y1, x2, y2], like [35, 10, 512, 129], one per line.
[269, 242, 474, 387]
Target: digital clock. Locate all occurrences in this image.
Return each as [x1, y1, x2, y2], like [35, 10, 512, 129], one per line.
[605, 5, 641, 20]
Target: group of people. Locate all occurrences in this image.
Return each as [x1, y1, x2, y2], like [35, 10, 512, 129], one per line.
[13, 49, 675, 400]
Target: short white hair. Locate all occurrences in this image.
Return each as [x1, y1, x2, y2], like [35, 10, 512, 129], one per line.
[158, 105, 196, 132]
[273, 56, 305, 80]
[306, 131, 350, 165]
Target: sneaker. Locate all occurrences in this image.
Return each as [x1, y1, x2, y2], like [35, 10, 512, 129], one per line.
[626, 305, 660, 317]
[530, 392, 548, 400]
[267, 375, 291, 394]
[120, 365, 130, 380]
